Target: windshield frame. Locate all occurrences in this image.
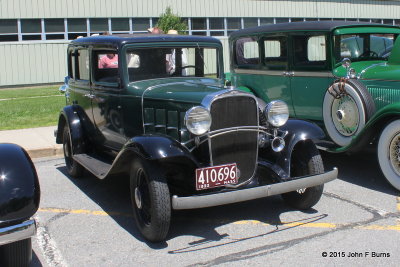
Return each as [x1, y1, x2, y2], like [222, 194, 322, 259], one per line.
[121, 42, 224, 84]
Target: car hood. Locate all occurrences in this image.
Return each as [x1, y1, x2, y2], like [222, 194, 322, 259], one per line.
[130, 78, 226, 105]
[333, 61, 400, 81]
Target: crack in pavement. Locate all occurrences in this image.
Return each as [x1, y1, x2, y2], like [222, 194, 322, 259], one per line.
[185, 191, 400, 267]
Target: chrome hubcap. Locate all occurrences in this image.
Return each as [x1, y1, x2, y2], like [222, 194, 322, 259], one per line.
[332, 95, 359, 136]
[134, 188, 142, 209]
[389, 133, 400, 176]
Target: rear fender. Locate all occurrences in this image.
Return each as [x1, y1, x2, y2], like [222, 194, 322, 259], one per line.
[0, 144, 40, 223]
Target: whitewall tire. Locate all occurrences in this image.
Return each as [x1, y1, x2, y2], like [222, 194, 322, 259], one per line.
[378, 120, 400, 191]
[323, 79, 375, 147]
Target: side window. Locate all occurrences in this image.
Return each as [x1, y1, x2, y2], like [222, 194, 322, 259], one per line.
[292, 34, 327, 70]
[67, 48, 75, 79]
[235, 37, 260, 67]
[263, 36, 288, 70]
[93, 50, 119, 84]
[76, 49, 90, 80]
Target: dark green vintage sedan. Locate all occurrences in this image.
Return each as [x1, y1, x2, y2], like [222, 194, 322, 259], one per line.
[56, 34, 336, 242]
[229, 21, 400, 191]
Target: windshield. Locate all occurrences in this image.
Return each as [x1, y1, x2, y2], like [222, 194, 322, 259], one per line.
[126, 46, 219, 82]
[334, 33, 397, 63]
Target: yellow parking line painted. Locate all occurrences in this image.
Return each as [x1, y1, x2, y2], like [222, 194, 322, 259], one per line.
[38, 207, 133, 218]
[38, 208, 400, 232]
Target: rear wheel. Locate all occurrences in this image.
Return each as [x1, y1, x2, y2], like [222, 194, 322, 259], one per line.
[130, 158, 171, 242]
[0, 238, 32, 267]
[63, 125, 84, 178]
[281, 142, 324, 209]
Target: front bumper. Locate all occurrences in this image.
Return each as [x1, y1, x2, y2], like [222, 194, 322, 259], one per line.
[0, 219, 37, 245]
[172, 168, 338, 210]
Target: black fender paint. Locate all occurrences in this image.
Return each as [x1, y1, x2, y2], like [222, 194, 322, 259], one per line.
[275, 119, 326, 176]
[0, 143, 40, 223]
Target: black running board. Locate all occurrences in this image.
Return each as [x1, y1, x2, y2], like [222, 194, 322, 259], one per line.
[73, 153, 112, 179]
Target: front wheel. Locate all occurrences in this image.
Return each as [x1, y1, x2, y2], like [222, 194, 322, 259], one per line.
[281, 142, 324, 210]
[0, 238, 32, 267]
[130, 158, 171, 242]
[377, 120, 400, 190]
[63, 125, 84, 178]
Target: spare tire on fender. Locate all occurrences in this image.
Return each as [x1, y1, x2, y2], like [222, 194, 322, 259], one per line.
[323, 79, 375, 147]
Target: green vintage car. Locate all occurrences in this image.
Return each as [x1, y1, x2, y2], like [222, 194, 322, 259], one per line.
[229, 21, 400, 191]
[56, 34, 337, 242]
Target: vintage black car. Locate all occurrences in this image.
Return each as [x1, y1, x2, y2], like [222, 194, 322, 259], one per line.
[0, 143, 40, 266]
[56, 34, 337, 242]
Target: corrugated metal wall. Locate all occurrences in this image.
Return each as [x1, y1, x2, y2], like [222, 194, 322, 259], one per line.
[1, 0, 400, 19]
[0, 42, 68, 86]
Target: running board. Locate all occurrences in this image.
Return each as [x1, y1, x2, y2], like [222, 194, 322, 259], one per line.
[73, 153, 112, 179]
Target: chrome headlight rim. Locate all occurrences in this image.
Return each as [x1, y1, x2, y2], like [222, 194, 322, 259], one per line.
[265, 100, 289, 127]
[184, 106, 212, 136]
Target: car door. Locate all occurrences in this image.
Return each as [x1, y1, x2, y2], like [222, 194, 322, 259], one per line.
[91, 48, 126, 151]
[232, 35, 295, 116]
[69, 46, 96, 127]
[288, 33, 333, 121]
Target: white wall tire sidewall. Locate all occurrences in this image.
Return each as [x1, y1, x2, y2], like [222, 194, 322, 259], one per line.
[323, 83, 367, 147]
[378, 120, 400, 190]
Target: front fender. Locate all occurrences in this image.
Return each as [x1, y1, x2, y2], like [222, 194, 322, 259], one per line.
[328, 103, 400, 153]
[0, 144, 40, 223]
[56, 105, 87, 154]
[275, 119, 326, 175]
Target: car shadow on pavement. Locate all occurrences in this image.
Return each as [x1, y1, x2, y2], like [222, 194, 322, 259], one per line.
[321, 151, 399, 196]
[56, 166, 328, 248]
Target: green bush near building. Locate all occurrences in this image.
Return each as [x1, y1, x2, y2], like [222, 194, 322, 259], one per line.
[0, 86, 64, 130]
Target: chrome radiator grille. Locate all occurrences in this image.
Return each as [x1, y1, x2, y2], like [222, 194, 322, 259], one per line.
[209, 95, 258, 184]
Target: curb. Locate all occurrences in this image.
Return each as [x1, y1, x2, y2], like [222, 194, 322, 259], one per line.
[27, 146, 63, 159]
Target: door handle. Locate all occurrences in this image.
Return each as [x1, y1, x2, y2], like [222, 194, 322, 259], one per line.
[84, 93, 95, 99]
[283, 71, 294, 77]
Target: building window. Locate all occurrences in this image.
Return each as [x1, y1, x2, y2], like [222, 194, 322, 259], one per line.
[132, 18, 150, 32]
[275, 18, 289, 23]
[67, 18, 87, 39]
[260, 18, 274, 25]
[45, 19, 65, 40]
[112, 18, 130, 32]
[243, 18, 258, 28]
[21, 19, 42, 40]
[0, 19, 18, 42]
[90, 18, 108, 33]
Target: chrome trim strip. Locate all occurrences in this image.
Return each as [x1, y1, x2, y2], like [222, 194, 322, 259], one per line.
[0, 219, 36, 245]
[234, 68, 284, 76]
[234, 68, 334, 78]
[172, 168, 338, 210]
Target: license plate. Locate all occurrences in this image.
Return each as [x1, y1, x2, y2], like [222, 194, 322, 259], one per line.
[195, 163, 238, 190]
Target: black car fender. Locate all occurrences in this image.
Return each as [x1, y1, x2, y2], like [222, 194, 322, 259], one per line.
[275, 119, 326, 176]
[0, 144, 40, 223]
[55, 105, 87, 154]
[108, 135, 200, 176]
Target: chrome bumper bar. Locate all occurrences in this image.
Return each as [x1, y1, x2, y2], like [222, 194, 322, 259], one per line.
[0, 219, 36, 245]
[172, 168, 338, 210]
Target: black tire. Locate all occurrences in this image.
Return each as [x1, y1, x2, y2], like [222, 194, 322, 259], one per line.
[63, 125, 84, 178]
[323, 79, 375, 146]
[0, 238, 32, 267]
[281, 142, 324, 210]
[130, 158, 171, 242]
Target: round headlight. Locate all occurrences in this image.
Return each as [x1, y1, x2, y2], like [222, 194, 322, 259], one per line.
[184, 106, 212, 135]
[265, 100, 289, 127]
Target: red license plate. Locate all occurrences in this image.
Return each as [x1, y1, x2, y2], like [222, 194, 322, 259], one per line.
[195, 163, 238, 190]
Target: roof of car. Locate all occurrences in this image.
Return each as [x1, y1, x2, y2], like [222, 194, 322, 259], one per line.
[70, 34, 222, 47]
[229, 21, 399, 38]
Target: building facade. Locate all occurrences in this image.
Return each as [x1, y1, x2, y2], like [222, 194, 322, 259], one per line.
[1, 0, 400, 86]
